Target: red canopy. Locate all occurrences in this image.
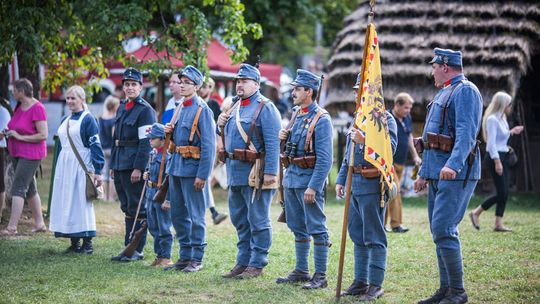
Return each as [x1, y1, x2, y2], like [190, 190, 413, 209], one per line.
[127, 40, 282, 86]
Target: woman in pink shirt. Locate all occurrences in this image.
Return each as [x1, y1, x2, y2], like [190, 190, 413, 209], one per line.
[0, 78, 48, 235]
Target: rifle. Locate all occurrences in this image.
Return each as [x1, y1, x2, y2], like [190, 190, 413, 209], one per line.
[153, 98, 184, 203]
[121, 181, 147, 258]
[277, 75, 324, 223]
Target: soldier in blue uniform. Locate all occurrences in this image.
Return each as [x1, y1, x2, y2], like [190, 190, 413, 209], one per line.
[217, 63, 281, 279]
[414, 48, 482, 304]
[143, 123, 173, 267]
[164, 66, 216, 273]
[111, 67, 156, 262]
[275, 69, 333, 289]
[335, 73, 398, 301]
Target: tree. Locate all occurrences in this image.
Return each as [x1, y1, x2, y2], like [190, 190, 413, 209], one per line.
[238, 0, 358, 70]
[0, 0, 261, 99]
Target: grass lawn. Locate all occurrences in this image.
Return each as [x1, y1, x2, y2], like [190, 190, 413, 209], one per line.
[1, 151, 539, 303]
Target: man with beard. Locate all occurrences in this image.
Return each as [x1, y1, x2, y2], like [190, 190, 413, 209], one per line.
[111, 67, 156, 261]
[217, 63, 281, 279]
[275, 69, 333, 289]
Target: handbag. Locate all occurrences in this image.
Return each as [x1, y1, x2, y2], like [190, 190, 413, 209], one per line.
[66, 115, 100, 201]
[507, 146, 518, 167]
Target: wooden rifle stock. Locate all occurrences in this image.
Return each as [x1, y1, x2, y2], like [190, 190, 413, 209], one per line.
[277, 108, 301, 223]
[157, 98, 184, 188]
[152, 175, 169, 204]
[121, 221, 147, 258]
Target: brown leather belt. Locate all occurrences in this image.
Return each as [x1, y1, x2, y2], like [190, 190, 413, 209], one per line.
[351, 165, 381, 179]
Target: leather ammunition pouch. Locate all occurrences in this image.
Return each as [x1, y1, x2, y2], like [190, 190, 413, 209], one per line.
[413, 137, 424, 154]
[352, 165, 381, 179]
[291, 155, 316, 169]
[218, 148, 227, 163]
[175, 145, 201, 159]
[233, 148, 262, 163]
[167, 142, 176, 153]
[280, 153, 290, 168]
[426, 132, 454, 152]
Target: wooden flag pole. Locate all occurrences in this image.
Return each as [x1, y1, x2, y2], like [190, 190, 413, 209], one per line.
[335, 142, 355, 299]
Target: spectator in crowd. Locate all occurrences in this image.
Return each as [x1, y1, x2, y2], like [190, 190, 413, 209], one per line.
[385, 92, 422, 233]
[198, 77, 227, 225]
[99, 95, 120, 201]
[49, 85, 105, 253]
[469, 91, 524, 232]
[198, 77, 221, 122]
[0, 98, 12, 223]
[0, 78, 47, 236]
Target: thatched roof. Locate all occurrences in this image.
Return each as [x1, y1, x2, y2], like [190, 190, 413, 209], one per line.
[325, 1, 540, 112]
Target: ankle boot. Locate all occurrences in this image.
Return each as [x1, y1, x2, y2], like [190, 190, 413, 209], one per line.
[65, 238, 81, 253]
[81, 237, 93, 254]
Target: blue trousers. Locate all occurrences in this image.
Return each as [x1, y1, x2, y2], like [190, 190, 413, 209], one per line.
[285, 187, 329, 273]
[228, 186, 274, 268]
[428, 180, 477, 290]
[146, 188, 173, 259]
[348, 193, 387, 286]
[169, 176, 207, 262]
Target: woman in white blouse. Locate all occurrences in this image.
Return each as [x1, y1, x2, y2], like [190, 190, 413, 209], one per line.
[469, 92, 523, 232]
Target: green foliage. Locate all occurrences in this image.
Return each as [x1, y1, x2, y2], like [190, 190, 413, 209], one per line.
[0, 0, 261, 96]
[240, 0, 359, 68]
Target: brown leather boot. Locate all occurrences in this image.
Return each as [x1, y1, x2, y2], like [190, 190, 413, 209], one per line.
[235, 266, 263, 279]
[157, 258, 173, 267]
[164, 259, 190, 271]
[222, 265, 247, 278]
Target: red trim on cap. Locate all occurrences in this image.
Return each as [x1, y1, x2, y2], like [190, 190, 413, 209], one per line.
[240, 99, 250, 106]
[183, 98, 193, 107]
[125, 100, 134, 110]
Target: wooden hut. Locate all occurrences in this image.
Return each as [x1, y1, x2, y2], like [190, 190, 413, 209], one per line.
[326, 0, 540, 192]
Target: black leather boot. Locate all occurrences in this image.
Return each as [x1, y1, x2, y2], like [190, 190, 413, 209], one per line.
[276, 269, 311, 284]
[81, 237, 93, 254]
[440, 288, 468, 304]
[302, 272, 328, 289]
[417, 287, 449, 304]
[64, 238, 81, 253]
[341, 280, 369, 296]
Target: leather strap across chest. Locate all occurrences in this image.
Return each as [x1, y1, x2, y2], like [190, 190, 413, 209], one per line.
[304, 110, 325, 153]
[189, 106, 203, 144]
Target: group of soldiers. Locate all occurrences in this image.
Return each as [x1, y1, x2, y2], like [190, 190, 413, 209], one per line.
[107, 47, 481, 304]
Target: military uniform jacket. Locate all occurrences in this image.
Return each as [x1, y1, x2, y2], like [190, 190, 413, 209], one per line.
[336, 111, 398, 195]
[223, 91, 281, 186]
[167, 95, 216, 180]
[418, 74, 482, 181]
[146, 148, 171, 202]
[111, 96, 156, 171]
[283, 103, 333, 192]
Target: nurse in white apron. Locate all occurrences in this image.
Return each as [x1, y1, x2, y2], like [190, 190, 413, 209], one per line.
[49, 85, 104, 254]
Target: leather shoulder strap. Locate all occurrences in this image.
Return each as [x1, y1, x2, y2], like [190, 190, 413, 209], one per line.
[439, 82, 463, 136]
[304, 109, 326, 152]
[66, 114, 91, 174]
[189, 105, 203, 144]
[245, 100, 266, 149]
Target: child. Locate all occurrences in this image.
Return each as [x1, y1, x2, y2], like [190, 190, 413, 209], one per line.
[143, 123, 173, 267]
